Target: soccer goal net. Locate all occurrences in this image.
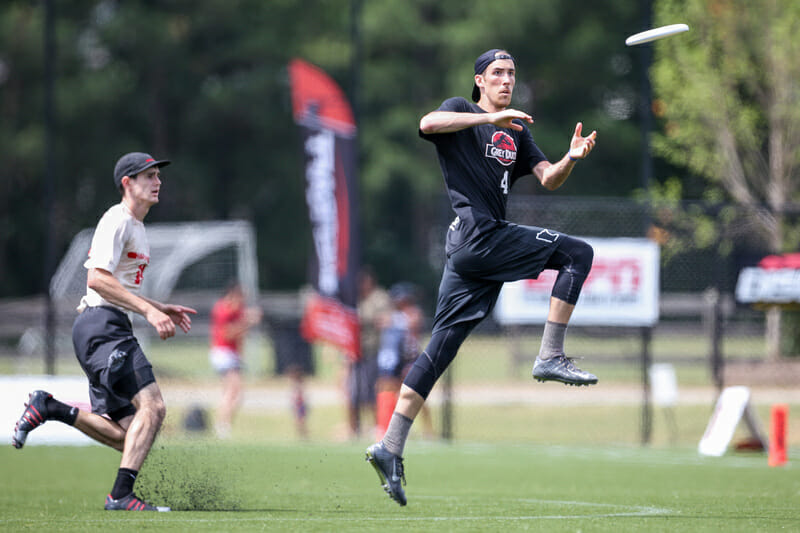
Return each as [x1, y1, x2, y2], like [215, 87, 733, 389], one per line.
[51, 219, 259, 305]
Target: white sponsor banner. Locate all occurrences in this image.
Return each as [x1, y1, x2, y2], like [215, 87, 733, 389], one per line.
[735, 267, 800, 304]
[494, 237, 660, 326]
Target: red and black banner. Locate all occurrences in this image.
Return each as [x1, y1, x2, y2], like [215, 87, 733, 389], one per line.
[289, 58, 361, 359]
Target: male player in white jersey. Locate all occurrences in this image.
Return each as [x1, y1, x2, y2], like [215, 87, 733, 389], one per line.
[12, 152, 197, 512]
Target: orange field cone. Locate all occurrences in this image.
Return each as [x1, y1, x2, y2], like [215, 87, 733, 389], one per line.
[375, 390, 398, 441]
[768, 404, 788, 467]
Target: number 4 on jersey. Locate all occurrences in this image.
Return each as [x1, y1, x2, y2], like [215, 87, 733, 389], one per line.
[500, 170, 509, 194]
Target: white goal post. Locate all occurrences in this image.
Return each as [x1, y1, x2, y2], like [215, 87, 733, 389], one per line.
[50, 220, 259, 305]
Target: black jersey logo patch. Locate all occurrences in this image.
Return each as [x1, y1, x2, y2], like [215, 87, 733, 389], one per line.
[485, 131, 517, 166]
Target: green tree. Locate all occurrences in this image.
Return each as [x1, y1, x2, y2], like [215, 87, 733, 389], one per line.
[1, 0, 648, 300]
[651, 0, 800, 358]
[358, 0, 648, 291]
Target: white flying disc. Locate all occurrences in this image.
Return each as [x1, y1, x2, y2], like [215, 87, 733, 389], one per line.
[625, 24, 689, 46]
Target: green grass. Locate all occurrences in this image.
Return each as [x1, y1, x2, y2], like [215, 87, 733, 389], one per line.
[0, 440, 796, 532]
[0, 331, 769, 386]
[161, 400, 800, 449]
[3, 330, 796, 530]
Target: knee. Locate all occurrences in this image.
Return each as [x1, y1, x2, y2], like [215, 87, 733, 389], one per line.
[565, 239, 593, 275]
[575, 239, 594, 270]
[141, 396, 166, 428]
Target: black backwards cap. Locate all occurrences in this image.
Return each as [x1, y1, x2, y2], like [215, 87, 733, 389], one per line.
[113, 152, 171, 189]
[472, 49, 516, 102]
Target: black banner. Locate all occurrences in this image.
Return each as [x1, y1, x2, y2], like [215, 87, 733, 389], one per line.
[289, 59, 361, 358]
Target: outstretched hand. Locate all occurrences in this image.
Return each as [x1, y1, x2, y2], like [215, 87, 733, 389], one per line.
[146, 304, 197, 339]
[568, 122, 597, 160]
[489, 109, 533, 131]
[163, 304, 197, 335]
[144, 304, 197, 340]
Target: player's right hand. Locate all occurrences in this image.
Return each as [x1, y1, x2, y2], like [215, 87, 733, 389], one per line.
[146, 308, 176, 339]
[489, 109, 533, 131]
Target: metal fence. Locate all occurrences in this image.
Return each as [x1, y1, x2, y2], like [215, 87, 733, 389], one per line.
[2, 196, 798, 446]
[425, 195, 799, 444]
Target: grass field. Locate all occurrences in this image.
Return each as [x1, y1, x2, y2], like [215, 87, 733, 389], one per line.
[0, 439, 796, 532]
[0, 330, 769, 384]
[3, 330, 797, 531]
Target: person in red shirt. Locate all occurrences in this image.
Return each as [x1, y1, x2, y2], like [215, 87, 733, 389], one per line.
[209, 283, 262, 438]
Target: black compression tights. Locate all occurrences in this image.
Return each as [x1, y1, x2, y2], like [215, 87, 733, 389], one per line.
[543, 236, 594, 305]
[404, 236, 593, 400]
[403, 320, 478, 400]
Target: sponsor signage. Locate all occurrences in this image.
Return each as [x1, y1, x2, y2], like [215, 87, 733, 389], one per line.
[735, 254, 800, 304]
[290, 59, 361, 358]
[494, 237, 660, 326]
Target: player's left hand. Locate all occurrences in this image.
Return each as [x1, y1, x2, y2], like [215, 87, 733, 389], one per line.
[163, 305, 197, 334]
[568, 122, 597, 160]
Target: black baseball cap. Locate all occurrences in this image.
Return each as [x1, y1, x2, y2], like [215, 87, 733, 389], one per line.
[113, 152, 171, 188]
[472, 49, 516, 102]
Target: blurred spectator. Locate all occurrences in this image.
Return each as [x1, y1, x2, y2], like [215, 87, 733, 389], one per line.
[375, 282, 433, 440]
[345, 267, 391, 439]
[209, 282, 262, 438]
[270, 311, 315, 440]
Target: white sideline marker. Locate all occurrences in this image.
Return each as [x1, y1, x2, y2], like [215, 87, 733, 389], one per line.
[625, 24, 689, 46]
[698, 386, 767, 457]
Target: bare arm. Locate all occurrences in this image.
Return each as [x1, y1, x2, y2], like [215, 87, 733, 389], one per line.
[87, 268, 196, 339]
[419, 108, 533, 134]
[533, 122, 597, 190]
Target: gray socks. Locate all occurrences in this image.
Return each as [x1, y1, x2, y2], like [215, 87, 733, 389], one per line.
[382, 412, 413, 457]
[538, 320, 567, 361]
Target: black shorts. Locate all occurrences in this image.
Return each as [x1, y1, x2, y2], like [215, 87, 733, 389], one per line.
[432, 222, 563, 333]
[347, 356, 377, 407]
[72, 306, 156, 422]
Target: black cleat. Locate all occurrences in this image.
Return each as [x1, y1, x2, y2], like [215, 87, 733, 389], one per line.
[366, 442, 407, 506]
[104, 493, 170, 511]
[12, 390, 52, 449]
[532, 354, 598, 386]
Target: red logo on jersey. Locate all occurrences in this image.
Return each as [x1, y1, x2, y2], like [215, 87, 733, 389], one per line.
[127, 252, 150, 285]
[485, 131, 517, 166]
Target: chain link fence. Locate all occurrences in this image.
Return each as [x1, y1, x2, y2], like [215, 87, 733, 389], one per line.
[2, 196, 798, 447]
[422, 195, 800, 445]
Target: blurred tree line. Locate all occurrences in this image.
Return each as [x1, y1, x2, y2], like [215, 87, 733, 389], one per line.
[1, 0, 654, 299]
[650, 0, 800, 358]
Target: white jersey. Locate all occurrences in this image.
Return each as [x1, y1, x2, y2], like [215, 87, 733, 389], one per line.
[77, 202, 150, 313]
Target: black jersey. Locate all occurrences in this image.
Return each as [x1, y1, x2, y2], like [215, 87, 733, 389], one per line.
[420, 97, 547, 251]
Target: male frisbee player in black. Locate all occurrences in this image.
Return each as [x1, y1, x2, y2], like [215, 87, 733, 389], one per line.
[366, 49, 598, 506]
[11, 152, 197, 511]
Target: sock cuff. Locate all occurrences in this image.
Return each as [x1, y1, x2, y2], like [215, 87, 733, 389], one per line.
[391, 412, 413, 424]
[119, 468, 138, 478]
[65, 406, 79, 426]
[382, 412, 414, 456]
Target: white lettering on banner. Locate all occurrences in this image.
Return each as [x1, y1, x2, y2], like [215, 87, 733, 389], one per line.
[304, 129, 339, 296]
[494, 238, 660, 326]
[735, 267, 800, 303]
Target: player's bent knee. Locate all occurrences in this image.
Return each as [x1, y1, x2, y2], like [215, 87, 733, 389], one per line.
[574, 239, 594, 271]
